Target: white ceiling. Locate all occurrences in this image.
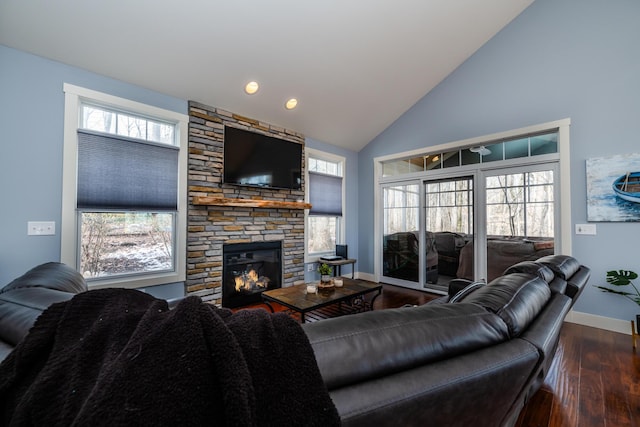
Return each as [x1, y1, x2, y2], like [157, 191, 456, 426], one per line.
[0, 0, 533, 151]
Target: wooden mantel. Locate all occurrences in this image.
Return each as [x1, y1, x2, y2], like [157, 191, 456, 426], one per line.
[192, 196, 311, 210]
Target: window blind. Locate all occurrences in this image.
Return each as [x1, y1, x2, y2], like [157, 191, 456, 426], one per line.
[309, 171, 342, 216]
[77, 130, 178, 211]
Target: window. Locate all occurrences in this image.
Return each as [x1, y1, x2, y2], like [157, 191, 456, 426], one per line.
[485, 170, 554, 238]
[381, 131, 558, 176]
[61, 84, 188, 289]
[306, 150, 345, 257]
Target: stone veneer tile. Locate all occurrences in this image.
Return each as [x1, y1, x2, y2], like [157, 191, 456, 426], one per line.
[187, 101, 306, 305]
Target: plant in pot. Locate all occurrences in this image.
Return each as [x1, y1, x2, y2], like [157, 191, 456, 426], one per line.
[318, 263, 333, 283]
[594, 269, 640, 335]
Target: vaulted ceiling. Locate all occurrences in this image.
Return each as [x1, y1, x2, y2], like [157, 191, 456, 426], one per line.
[0, 0, 534, 151]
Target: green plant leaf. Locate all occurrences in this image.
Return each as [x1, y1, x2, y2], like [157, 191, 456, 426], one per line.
[594, 285, 635, 297]
[605, 269, 638, 286]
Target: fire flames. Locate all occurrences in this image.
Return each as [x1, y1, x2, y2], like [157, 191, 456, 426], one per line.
[235, 269, 270, 292]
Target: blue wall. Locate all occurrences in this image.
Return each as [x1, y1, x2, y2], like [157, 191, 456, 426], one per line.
[0, 45, 187, 286]
[358, 0, 640, 322]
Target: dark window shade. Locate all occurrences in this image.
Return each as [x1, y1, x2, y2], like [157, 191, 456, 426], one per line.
[77, 130, 178, 211]
[309, 171, 342, 216]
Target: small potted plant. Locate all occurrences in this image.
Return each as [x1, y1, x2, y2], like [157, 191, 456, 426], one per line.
[594, 269, 640, 336]
[318, 263, 333, 283]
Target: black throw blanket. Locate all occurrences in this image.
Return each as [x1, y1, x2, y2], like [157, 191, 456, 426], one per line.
[0, 289, 340, 426]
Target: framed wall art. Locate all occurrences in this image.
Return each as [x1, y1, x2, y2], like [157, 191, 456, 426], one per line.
[586, 152, 640, 222]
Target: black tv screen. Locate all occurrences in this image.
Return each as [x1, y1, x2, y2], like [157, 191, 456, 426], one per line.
[223, 126, 302, 190]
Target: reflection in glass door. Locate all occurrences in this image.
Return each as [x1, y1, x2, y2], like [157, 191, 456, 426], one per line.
[482, 168, 556, 282]
[382, 183, 420, 285]
[424, 177, 474, 292]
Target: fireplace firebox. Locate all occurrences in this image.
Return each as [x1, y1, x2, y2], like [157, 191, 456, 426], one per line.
[222, 241, 282, 308]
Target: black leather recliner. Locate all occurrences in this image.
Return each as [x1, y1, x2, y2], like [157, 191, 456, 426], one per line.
[0, 262, 87, 361]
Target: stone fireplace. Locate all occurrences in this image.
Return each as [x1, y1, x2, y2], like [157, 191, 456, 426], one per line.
[186, 101, 306, 305]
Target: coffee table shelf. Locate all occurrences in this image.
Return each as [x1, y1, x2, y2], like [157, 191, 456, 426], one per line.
[261, 278, 382, 323]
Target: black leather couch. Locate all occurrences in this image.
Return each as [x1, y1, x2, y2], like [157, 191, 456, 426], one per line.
[0, 256, 590, 427]
[302, 254, 590, 427]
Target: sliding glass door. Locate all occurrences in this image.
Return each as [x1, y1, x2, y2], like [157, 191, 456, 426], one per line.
[424, 176, 474, 292]
[381, 183, 421, 288]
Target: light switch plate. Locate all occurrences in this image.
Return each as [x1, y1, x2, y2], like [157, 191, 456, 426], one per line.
[28, 221, 56, 236]
[575, 223, 596, 235]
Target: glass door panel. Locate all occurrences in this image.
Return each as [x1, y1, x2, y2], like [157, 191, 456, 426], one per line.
[382, 184, 420, 284]
[424, 177, 474, 289]
[484, 169, 555, 282]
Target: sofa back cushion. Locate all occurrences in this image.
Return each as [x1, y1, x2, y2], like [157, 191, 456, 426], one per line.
[462, 273, 551, 337]
[536, 255, 581, 280]
[303, 303, 509, 390]
[503, 260, 567, 295]
[2, 262, 87, 295]
[449, 281, 485, 303]
[503, 261, 554, 283]
[0, 287, 75, 346]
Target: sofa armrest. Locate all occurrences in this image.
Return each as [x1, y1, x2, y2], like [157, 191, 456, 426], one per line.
[566, 265, 591, 300]
[1, 262, 87, 294]
[447, 278, 473, 297]
[0, 287, 74, 346]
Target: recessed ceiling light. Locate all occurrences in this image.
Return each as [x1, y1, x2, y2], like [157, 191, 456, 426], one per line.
[245, 81, 259, 95]
[285, 98, 298, 110]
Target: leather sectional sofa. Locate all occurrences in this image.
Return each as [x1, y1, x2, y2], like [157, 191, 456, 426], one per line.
[303, 254, 589, 426]
[0, 256, 590, 426]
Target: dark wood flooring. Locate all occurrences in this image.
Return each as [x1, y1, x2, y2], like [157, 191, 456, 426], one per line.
[376, 284, 640, 427]
[238, 283, 640, 426]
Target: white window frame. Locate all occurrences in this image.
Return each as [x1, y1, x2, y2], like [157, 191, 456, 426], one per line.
[61, 83, 188, 289]
[305, 148, 346, 262]
[373, 118, 571, 282]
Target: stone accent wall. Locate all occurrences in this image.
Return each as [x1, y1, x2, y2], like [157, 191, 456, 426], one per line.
[187, 101, 306, 304]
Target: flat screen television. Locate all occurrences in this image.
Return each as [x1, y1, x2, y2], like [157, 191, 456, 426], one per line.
[223, 126, 302, 190]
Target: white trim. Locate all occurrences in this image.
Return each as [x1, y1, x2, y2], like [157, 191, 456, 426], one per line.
[374, 118, 571, 164]
[61, 83, 187, 289]
[63, 83, 188, 123]
[357, 271, 374, 282]
[305, 148, 346, 263]
[565, 310, 633, 335]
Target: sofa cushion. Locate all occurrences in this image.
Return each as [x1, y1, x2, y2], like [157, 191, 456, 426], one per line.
[462, 273, 551, 338]
[449, 281, 485, 303]
[536, 255, 581, 281]
[0, 287, 75, 345]
[303, 303, 509, 390]
[1, 262, 87, 294]
[503, 261, 555, 283]
[0, 340, 12, 363]
[503, 261, 567, 294]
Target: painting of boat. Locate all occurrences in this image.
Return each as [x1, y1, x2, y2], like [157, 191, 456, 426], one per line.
[613, 172, 640, 204]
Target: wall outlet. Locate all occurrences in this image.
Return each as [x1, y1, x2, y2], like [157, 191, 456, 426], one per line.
[575, 223, 596, 235]
[28, 221, 56, 236]
[307, 263, 315, 272]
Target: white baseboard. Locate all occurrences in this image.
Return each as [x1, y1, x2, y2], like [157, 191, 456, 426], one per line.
[565, 310, 635, 335]
[354, 271, 375, 282]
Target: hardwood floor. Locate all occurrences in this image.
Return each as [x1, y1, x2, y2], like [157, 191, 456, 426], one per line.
[239, 283, 640, 425]
[515, 322, 640, 427]
[375, 284, 640, 427]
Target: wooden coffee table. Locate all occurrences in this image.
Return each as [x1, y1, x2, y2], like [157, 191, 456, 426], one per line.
[261, 278, 382, 323]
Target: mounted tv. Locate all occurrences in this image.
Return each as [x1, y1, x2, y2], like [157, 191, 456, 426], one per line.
[223, 126, 302, 190]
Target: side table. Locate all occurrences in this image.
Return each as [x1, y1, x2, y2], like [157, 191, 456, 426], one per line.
[320, 258, 356, 279]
